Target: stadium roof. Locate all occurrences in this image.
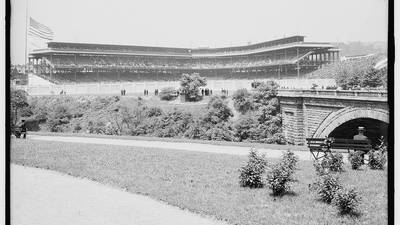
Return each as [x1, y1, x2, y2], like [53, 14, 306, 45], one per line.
[30, 35, 338, 58]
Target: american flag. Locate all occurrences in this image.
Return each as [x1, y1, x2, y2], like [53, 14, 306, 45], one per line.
[28, 17, 54, 40]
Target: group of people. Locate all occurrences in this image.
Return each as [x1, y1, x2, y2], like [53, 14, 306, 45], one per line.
[221, 89, 229, 95]
[120, 89, 127, 96]
[200, 88, 213, 96]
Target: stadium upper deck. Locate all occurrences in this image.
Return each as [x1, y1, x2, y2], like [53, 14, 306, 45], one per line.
[29, 36, 340, 83]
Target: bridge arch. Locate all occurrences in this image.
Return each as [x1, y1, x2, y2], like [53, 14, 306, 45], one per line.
[312, 107, 389, 139]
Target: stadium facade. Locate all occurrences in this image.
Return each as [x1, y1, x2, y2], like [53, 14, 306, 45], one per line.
[29, 36, 339, 84]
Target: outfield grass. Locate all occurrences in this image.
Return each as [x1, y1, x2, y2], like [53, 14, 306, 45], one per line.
[11, 139, 387, 225]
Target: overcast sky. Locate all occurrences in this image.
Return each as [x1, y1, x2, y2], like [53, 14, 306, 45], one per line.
[11, 0, 388, 64]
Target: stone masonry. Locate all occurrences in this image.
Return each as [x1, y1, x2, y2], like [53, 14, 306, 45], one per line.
[278, 89, 389, 145]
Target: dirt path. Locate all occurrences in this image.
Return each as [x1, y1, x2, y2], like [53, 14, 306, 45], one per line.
[11, 164, 229, 225]
[28, 134, 321, 161]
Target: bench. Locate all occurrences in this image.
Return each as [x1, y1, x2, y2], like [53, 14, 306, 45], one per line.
[306, 138, 372, 160]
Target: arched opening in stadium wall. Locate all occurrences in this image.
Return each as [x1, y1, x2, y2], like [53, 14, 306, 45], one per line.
[328, 118, 388, 147]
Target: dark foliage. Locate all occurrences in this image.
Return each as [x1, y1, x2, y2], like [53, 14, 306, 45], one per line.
[310, 173, 342, 203]
[239, 148, 268, 188]
[333, 187, 361, 215]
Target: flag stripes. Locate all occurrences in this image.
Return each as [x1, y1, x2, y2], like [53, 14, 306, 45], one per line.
[28, 17, 54, 40]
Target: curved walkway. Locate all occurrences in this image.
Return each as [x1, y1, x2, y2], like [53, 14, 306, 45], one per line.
[28, 135, 320, 161]
[11, 164, 228, 225]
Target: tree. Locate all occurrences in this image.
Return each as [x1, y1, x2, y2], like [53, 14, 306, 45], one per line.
[11, 89, 29, 125]
[179, 73, 207, 101]
[232, 88, 254, 114]
[308, 55, 387, 90]
[252, 80, 279, 109]
[159, 87, 177, 101]
[232, 80, 285, 144]
[204, 96, 233, 124]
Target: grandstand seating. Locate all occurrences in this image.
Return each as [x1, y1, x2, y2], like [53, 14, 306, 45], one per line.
[30, 36, 338, 84]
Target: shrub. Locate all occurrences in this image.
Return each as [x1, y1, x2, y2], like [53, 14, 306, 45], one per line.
[233, 115, 257, 141]
[159, 87, 177, 101]
[281, 150, 299, 171]
[266, 162, 294, 195]
[183, 119, 203, 139]
[265, 133, 286, 145]
[321, 152, 345, 172]
[332, 187, 361, 215]
[153, 110, 193, 138]
[11, 88, 29, 124]
[202, 123, 236, 141]
[239, 148, 268, 188]
[204, 96, 233, 124]
[232, 88, 253, 114]
[368, 150, 386, 170]
[73, 123, 82, 133]
[311, 173, 342, 203]
[87, 121, 107, 134]
[313, 160, 329, 176]
[145, 107, 163, 117]
[348, 151, 364, 170]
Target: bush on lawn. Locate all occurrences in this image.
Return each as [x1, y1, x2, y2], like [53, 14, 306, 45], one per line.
[159, 87, 177, 101]
[368, 150, 387, 170]
[321, 152, 345, 172]
[348, 151, 364, 170]
[311, 173, 342, 203]
[239, 148, 268, 188]
[281, 150, 299, 171]
[266, 162, 294, 195]
[313, 160, 329, 176]
[333, 187, 361, 215]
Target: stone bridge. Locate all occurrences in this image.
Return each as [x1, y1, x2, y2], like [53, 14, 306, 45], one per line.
[278, 89, 388, 145]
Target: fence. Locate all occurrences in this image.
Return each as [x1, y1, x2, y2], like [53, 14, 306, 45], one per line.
[14, 78, 336, 96]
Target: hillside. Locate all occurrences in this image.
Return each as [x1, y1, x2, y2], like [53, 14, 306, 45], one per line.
[334, 41, 387, 57]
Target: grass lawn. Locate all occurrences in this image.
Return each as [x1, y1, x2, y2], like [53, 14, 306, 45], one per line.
[11, 139, 387, 225]
[30, 131, 307, 152]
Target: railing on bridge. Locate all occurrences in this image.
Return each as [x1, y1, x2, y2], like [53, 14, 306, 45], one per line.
[278, 89, 387, 99]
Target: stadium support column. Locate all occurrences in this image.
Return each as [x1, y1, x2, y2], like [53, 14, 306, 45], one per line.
[278, 65, 281, 79]
[296, 48, 300, 79]
[74, 54, 77, 83]
[50, 54, 53, 81]
[117, 68, 120, 82]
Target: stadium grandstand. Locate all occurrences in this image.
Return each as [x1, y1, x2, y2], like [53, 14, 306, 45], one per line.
[28, 36, 340, 84]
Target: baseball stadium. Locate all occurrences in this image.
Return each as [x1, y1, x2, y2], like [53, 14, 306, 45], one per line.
[27, 36, 339, 92]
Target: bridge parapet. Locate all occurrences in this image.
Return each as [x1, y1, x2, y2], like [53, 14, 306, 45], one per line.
[278, 89, 387, 101]
[278, 89, 388, 145]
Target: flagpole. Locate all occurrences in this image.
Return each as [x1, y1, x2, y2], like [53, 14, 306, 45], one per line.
[24, 0, 28, 74]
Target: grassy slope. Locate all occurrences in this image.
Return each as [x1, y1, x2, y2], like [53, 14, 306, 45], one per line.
[11, 139, 387, 225]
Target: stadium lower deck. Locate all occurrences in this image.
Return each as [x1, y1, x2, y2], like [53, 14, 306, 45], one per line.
[29, 36, 340, 85]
